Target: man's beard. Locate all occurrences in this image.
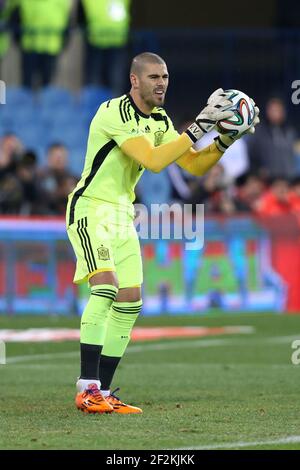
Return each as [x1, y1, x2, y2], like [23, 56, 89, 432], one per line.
[142, 91, 165, 110]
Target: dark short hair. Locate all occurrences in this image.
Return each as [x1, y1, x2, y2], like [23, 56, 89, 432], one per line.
[268, 176, 290, 186]
[130, 52, 166, 75]
[47, 142, 67, 153]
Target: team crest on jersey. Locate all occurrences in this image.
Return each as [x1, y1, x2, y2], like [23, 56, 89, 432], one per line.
[154, 130, 164, 147]
[97, 246, 110, 261]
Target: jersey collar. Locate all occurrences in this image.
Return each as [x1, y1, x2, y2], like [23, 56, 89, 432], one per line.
[127, 93, 151, 119]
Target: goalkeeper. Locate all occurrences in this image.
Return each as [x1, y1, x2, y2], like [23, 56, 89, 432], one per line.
[66, 52, 259, 414]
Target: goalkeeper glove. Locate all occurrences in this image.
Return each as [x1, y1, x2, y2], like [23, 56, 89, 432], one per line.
[214, 100, 260, 153]
[185, 88, 234, 143]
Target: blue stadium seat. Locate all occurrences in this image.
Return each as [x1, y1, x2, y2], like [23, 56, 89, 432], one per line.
[47, 121, 88, 148]
[64, 129, 88, 149]
[39, 106, 56, 125]
[79, 86, 112, 114]
[38, 86, 74, 108]
[40, 105, 73, 126]
[34, 145, 47, 164]
[15, 123, 44, 149]
[0, 87, 99, 161]
[74, 108, 93, 127]
[0, 123, 7, 137]
[6, 87, 35, 107]
[13, 104, 39, 125]
[0, 105, 15, 129]
[0, 100, 38, 135]
[54, 106, 90, 128]
[68, 146, 87, 176]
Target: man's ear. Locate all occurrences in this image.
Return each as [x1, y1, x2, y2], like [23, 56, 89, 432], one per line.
[130, 73, 139, 89]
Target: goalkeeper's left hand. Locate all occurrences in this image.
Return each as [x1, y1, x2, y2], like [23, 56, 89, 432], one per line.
[214, 100, 260, 153]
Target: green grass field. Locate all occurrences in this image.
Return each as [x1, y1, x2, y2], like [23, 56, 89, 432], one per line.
[1, 312, 300, 450]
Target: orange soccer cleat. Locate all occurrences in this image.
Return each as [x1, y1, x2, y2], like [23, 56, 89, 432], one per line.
[105, 388, 143, 414]
[76, 383, 113, 414]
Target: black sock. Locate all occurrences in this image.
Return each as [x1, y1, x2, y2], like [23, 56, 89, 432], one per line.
[99, 355, 121, 390]
[80, 343, 102, 379]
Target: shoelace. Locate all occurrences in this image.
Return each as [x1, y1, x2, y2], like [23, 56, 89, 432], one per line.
[110, 387, 121, 401]
[86, 387, 104, 401]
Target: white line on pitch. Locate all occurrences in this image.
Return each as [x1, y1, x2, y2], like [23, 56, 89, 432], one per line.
[173, 435, 300, 450]
[5, 339, 230, 364]
[5, 351, 78, 364]
[4, 333, 300, 364]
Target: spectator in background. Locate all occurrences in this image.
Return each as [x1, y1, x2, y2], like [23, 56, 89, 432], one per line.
[0, 132, 23, 178]
[168, 118, 250, 208]
[37, 143, 77, 215]
[288, 177, 300, 212]
[77, 0, 131, 95]
[16, 150, 40, 214]
[195, 128, 249, 183]
[167, 163, 194, 204]
[55, 173, 78, 215]
[0, 133, 30, 214]
[187, 163, 234, 214]
[233, 173, 265, 212]
[255, 178, 292, 215]
[248, 97, 297, 180]
[0, 170, 23, 213]
[10, 0, 72, 88]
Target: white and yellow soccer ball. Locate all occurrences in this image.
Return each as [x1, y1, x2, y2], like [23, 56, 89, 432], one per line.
[216, 89, 255, 138]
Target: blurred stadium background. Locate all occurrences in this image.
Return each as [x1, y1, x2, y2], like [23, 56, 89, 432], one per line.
[1, 0, 300, 316]
[0, 0, 300, 448]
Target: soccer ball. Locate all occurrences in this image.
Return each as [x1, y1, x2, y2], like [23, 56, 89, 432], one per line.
[216, 89, 255, 138]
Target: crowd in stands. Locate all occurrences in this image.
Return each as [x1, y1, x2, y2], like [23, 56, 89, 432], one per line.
[1, 1, 300, 218]
[0, 0, 131, 93]
[1, 92, 300, 218]
[137, 96, 300, 218]
[0, 134, 77, 215]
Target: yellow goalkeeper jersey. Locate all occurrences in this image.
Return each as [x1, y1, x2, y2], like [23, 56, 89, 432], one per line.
[67, 93, 178, 227]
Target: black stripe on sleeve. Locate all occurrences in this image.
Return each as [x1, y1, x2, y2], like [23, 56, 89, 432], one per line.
[122, 97, 131, 122]
[134, 112, 140, 126]
[122, 98, 129, 121]
[119, 98, 126, 123]
[126, 101, 131, 121]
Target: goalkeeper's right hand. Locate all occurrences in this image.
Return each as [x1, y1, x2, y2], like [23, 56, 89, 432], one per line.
[185, 88, 234, 143]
